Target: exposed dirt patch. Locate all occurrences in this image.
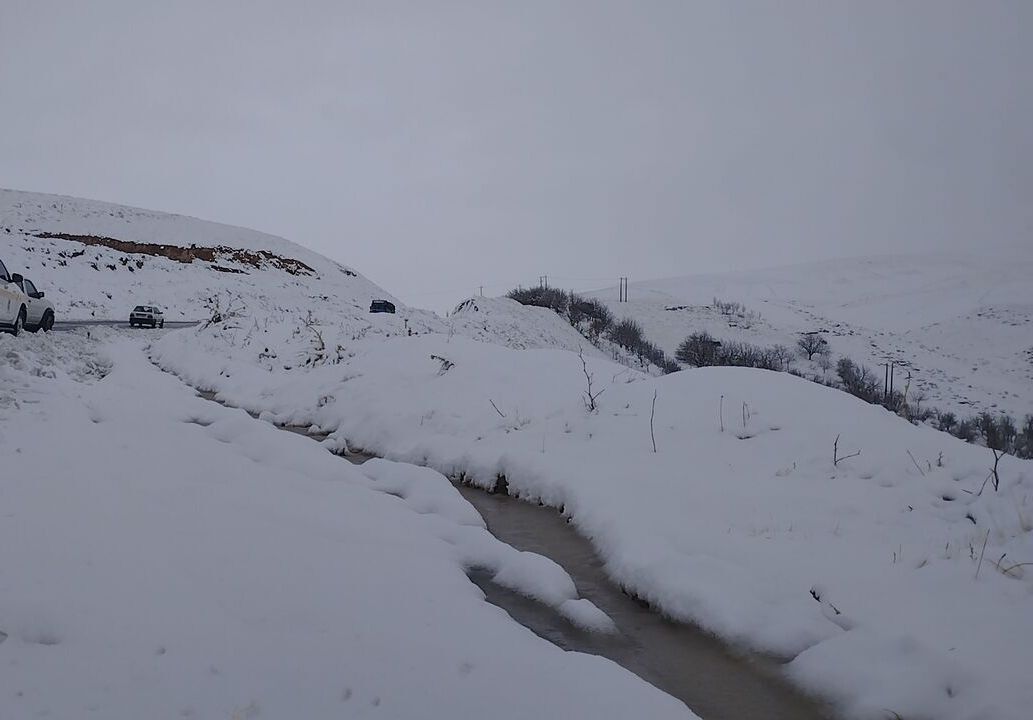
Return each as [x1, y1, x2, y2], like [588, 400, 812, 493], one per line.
[35, 232, 315, 276]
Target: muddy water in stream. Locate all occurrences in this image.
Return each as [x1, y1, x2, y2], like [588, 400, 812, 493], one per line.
[198, 391, 832, 719]
[455, 486, 832, 720]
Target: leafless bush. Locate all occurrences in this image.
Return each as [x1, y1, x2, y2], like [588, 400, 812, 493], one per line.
[579, 346, 604, 412]
[202, 293, 245, 329]
[608, 318, 645, 351]
[431, 354, 454, 375]
[713, 298, 745, 316]
[833, 434, 862, 466]
[676, 331, 721, 367]
[301, 310, 326, 367]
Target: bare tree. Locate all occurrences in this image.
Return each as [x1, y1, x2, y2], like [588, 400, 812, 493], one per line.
[817, 350, 833, 377]
[770, 344, 793, 370]
[797, 333, 828, 360]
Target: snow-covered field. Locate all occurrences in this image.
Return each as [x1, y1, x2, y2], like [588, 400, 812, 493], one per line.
[6, 189, 1033, 719]
[584, 255, 1033, 419]
[153, 320, 1033, 720]
[0, 328, 693, 719]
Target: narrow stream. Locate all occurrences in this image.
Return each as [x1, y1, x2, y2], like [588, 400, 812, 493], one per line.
[198, 390, 833, 720]
[455, 485, 832, 720]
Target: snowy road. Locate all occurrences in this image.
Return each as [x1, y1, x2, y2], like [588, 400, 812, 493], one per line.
[52, 319, 200, 331]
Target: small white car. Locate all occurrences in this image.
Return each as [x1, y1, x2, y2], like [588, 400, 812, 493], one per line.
[14, 276, 55, 332]
[129, 305, 165, 328]
[0, 257, 30, 335]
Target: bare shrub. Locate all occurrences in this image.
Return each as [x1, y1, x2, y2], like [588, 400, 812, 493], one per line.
[608, 318, 645, 352]
[676, 331, 721, 367]
[713, 298, 745, 316]
[507, 286, 569, 314]
[202, 293, 245, 329]
[578, 346, 604, 412]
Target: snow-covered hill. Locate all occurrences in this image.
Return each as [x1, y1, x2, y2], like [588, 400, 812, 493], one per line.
[0, 189, 600, 355]
[0, 188, 399, 320]
[585, 255, 1033, 418]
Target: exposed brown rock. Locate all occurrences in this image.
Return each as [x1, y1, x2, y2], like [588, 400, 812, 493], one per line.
[35, 232, 315, 276]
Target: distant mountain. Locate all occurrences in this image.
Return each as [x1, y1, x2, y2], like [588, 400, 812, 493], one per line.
[585, 255, 1033, 418]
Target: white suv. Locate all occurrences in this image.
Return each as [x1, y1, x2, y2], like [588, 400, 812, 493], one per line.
[129, 305, 164, 328]
[15, 276, 56, 332]
[0, 257, 30, 335]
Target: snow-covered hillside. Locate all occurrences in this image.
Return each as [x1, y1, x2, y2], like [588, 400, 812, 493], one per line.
[0, 188, 404, 322]
[585, 255, 1033, 418]
[0, 189, 600, 355]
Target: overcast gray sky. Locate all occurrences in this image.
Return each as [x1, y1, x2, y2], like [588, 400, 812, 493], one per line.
[2, 1, 1030, 311]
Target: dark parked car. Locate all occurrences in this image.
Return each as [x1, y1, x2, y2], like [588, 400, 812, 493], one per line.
[370, 300, 396, 314]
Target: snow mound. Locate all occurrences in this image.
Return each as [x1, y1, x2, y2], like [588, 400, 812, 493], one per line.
[449, 296, 605, 355]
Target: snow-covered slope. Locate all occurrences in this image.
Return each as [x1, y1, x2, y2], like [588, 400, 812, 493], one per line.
[0, 189, 603, 356]
[0, 188, 404, 322]
[585, 255, 1033, 418]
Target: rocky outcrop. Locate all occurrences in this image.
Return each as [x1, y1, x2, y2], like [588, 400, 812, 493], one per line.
[35, 232, 315, 276]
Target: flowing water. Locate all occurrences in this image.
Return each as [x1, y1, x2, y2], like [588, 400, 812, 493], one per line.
[197, 390, 833, 719]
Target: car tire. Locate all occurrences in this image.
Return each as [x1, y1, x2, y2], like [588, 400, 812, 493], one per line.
[41, 311, 54, 332]
[11, 307, 25, 337]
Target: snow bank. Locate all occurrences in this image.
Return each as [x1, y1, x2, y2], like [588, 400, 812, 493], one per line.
[0, 330, 692, 719]
[154, 321, 1033, 720]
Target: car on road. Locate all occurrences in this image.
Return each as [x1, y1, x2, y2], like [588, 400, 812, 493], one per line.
[0, 257, 30, 335]
[14, 275, 55, 332]
[129, 305, 165, 328]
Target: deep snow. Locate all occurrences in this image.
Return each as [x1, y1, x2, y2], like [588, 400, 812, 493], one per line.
[153, 320, 1033, 720]
[6, 189, 1033, 719]
[0, 329, 693, 719]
